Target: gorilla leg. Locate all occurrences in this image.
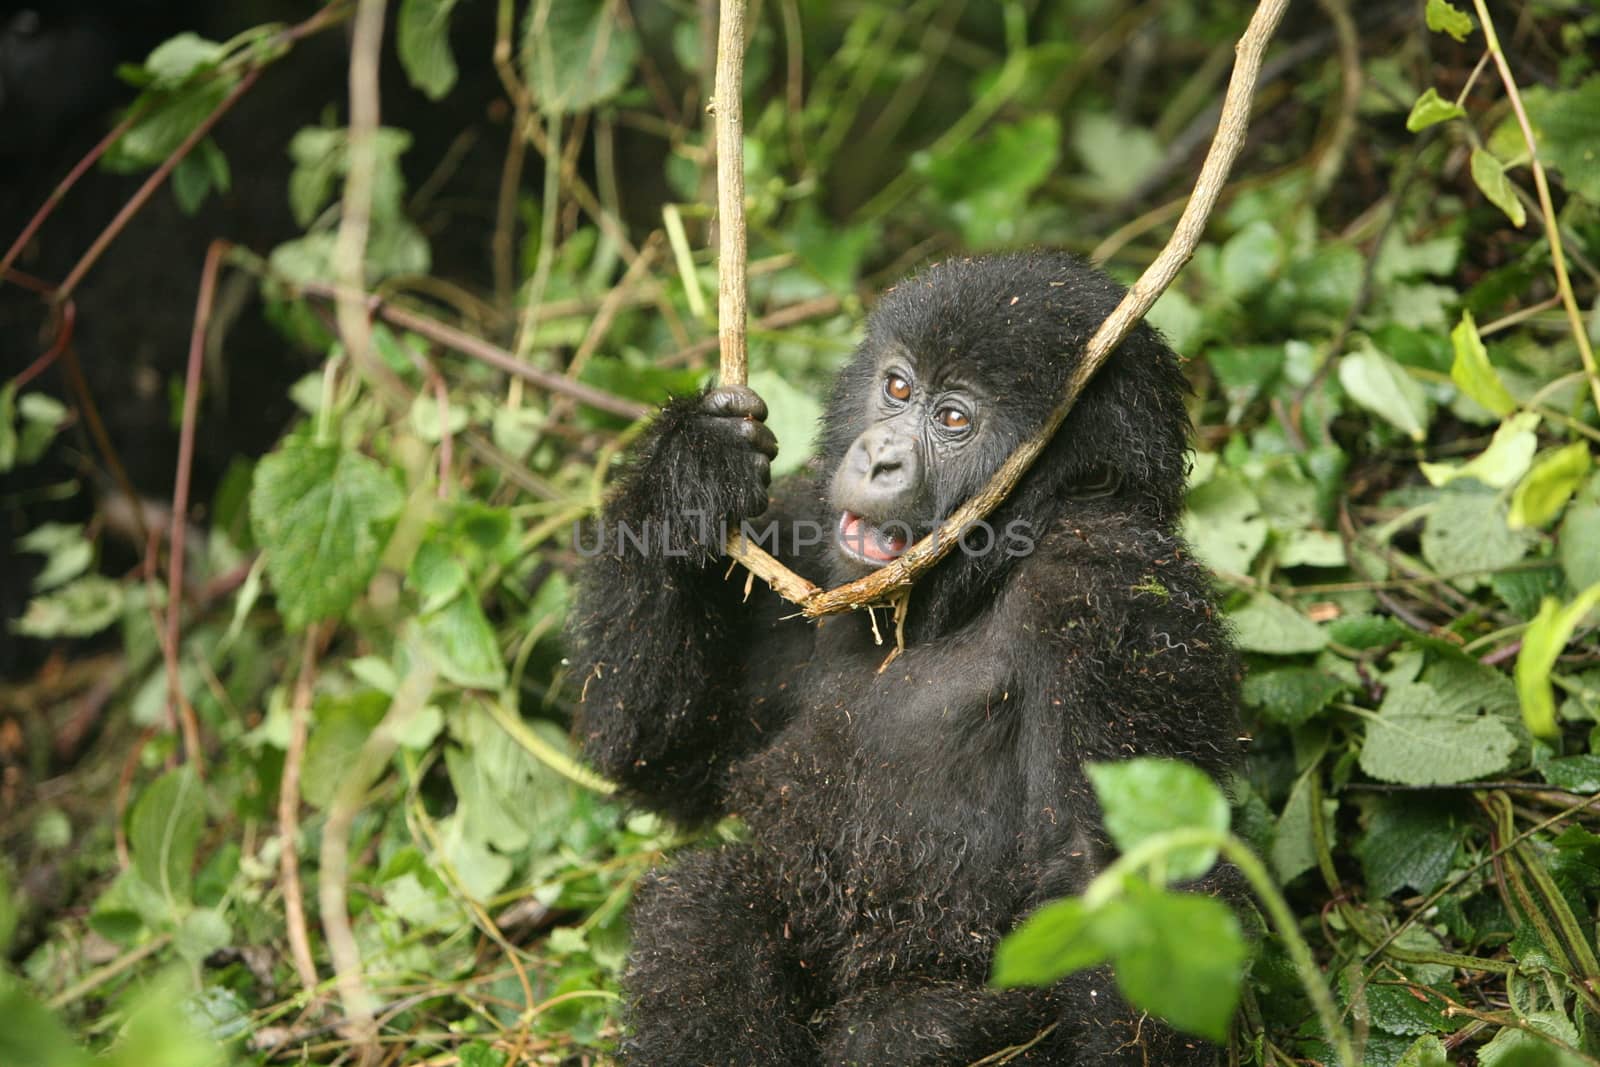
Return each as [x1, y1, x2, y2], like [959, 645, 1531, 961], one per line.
[621, 846, 820, 1065]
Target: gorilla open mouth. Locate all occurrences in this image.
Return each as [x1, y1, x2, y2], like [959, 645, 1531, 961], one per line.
[837, 512, 910, 563]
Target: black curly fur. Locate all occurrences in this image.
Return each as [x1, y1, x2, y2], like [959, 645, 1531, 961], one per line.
[569, 251, 1242, 1065]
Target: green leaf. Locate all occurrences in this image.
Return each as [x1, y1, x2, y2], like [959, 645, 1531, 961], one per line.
[1397, 1034, 1450, 1067]
[1524, 76, 1600, 203]
[1424, 0, 1473, 41]
[1071, 113, 1162, 201]
[1509, 442, 1591, 529]
[17, 522, 93, 592]
[1420, 411, 1539, 489]
[990, 897, 1109, 987]
[250, 441, 404, 630]
[1515, 583, 1600, 739]
[128, 768, 205, 906]
[1358, 682, 1518, 785]
[1477, 1010, 1586, 1067]
[1099, 884, 1248, 1043]
[1448, 311, 1516, 417]
[1270, 769, 1332, 885]
[142, 33, 227, 85]
[522, 0, 641, 114]
[1560, 473, 1600, 591]
[0, 981, 92, 1067]
[748, 369, 824, 479]
[1420, 492, 1534, 582]
[107, 80, 232, 171]
[1356, 797, 1461, 897]
[1086, 759, 1229, 881]
[398, 0, 461, 100]
[422, 593, 507, 690]
[1217, 220, 1283, 299]
[1470, 149, 1527, 228]
[1339, 344, 1431, 441]
[14, 575, 123, 638]
[302, 692, 387, 809]
[1242, 667, 1346, 727]
[925, 115, 1062, 247]
[1541, 755, 1600, 793]
[175, 907, 232, 963]
[1406, 88, 1466, 132]
[1183, 473, 1266, 576]
[1364, 982, 1460, 1036]
[1228, 594, 1328, 655]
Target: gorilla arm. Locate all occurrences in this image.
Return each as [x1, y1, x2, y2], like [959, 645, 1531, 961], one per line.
[570, 387, 814, 824]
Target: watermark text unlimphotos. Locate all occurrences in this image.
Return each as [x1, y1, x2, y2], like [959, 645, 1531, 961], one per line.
[572, 512, 1037, 560]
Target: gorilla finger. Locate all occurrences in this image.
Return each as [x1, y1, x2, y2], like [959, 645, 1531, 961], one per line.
[737, 419, 780, 459]
[703, 385, 768, 421]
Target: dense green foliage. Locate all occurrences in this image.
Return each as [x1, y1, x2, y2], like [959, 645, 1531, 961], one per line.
[4, 0, 1600, 1063]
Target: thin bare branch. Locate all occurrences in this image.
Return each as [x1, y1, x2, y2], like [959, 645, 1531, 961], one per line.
[723, 0, 1293, 617]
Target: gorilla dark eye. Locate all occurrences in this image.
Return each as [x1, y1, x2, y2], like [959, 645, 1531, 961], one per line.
[884, 374, 911, 402]
[936, 407, 970, 431]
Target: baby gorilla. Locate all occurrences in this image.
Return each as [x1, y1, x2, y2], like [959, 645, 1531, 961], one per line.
[570, 251, 1241, 1065]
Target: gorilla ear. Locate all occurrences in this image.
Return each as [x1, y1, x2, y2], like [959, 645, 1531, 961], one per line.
[1067, 464, 1121, 499]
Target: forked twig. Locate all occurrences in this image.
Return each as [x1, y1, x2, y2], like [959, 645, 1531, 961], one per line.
[714, 0, 1291, 616]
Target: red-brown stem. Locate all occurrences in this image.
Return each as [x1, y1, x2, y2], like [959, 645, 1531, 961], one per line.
[0, 106, 148, 284]
[163, 241, 229, 775]
[58, 68, 262, 299]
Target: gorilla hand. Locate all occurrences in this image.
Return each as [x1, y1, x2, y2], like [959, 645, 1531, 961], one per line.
[606, 385, 778, 563]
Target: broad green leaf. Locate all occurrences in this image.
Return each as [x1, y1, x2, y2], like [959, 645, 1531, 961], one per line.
[1449, 311, 1516, 417]
[409, 539, 469, 614]
[398, 0, 461, 100]
[1397, 1035, 1449, 1067]
[1470, 149, 1527, 228]
[1509, 442, 1591, 529]
[1071, 113, 1162, 201]
[302, 692, 387, 809]
[1269, 769, 1332, 885]
[14, 575, 123, 638]
[1425, 0, 1473, 41]
[106, 80, 232, 171]
[749, 369, 825, 478]
[1356, 797, 1460, 897]
[1217, 220, 1283, 299]
[1524, 76, 1600, 202]
[1405, 88, 1465, 132]
[1228, 593, 1328, 655]
[1364, 982, 1461, 1036]
[1515, 583, 1600, 739]
[1359, 682, 1517, 785]
[1183, 473, 1267, 576]
[250, 442, 404, 630]
[522, 0, 641, 114]
[990, 897, 1108, 987]
[128, 768, 205, 905]
[422, 593, 507, 690]
[1477, 1010, 1586, 1067]
[1541, 755, 1600, 793]
[1419, 411, 1539, 488]
[1420, 492, 1534, 582]
[1560, 473, 1600, 590]
[925, 115, 1062, 247]
[175, 907, 232, 963]
[143, 33, 226, 85]
[1086, 759, 1228, 881]
[1099, 884, 1247, 1043]
[0, 981, 91, 1067]
[1339, 345, 1431, 441]
[1242, 667, 1346, 727]
[17, 522, 93, 592]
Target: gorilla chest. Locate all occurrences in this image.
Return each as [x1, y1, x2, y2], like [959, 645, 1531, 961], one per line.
[730, 620, 1032, 974]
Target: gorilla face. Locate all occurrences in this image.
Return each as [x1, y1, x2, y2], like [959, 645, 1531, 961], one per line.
[818, 252, 1193, 582]
[827, 342, 1005, 571]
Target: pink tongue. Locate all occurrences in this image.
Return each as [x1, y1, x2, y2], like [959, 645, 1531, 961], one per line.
[844, 514, 906, 560]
